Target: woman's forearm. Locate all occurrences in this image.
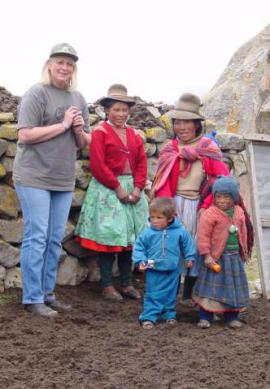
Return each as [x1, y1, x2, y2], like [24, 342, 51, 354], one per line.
[74, 128, 91, 148]
[18, 123, 67, 144]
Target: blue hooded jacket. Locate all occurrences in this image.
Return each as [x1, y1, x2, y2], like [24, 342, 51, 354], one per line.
[132, 218, 196, 272]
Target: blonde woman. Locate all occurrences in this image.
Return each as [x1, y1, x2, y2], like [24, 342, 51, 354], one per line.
[13, 43, 90, 317]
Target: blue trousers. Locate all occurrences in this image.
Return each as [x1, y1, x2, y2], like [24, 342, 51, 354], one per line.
[139, 268, 180, 323]
[15, 185, 72, 304]
[199, 307, 239, 322]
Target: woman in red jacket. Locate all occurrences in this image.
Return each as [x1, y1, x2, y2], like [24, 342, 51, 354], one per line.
[75, 84, 148, 301]
[151, 93, 230, 301]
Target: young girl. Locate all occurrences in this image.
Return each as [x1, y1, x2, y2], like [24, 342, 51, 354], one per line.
[193, 176, 252, 329]
[132, 197, 196, 329]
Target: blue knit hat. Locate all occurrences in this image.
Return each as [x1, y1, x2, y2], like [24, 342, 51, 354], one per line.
[212, 176, 239, 202]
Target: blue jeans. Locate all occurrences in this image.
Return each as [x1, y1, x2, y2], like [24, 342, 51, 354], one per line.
[15, 185, 73, 304]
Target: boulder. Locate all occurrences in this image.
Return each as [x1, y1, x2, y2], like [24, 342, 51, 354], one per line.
[147, 157, 158, 181]
[4, 267, 22, 289]
[1, 156, 14, 174]
[83, 258, 101, 283]
[144, 142, 157, 157]
[0, 123, 18, 140]
[0, 218, 23, 243]
[0, 112, 14, 122]
[6, 141, 17, 157]
[0, 240, 20, 268]
[57, 255, 88, 286]
[0, 184, 20, 218]
[71, 188, 86, 208]
[75, 160, 91, 189]
[203, 24, 270, 135]
[217, 133, 245, 151]
[144, 127, 167, 143]
[0, 164, 6, 179]
[0, 139, 8, 157]
[0, 265, 6, 281]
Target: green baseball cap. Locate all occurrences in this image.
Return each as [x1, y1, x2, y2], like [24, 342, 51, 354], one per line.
[49, 42, 79, 62]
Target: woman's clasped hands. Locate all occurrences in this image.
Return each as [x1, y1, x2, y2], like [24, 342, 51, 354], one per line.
[62, 106, 85, 134]
[115, 186, 141, 204]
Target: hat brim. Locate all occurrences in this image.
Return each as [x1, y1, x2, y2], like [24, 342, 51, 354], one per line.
[97, 96, 136, 107]
[167, 110, 204, 121]
[50, 52, 79, 62]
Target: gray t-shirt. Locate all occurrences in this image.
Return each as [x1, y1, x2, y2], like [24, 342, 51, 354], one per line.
[13, 83, 90, 191]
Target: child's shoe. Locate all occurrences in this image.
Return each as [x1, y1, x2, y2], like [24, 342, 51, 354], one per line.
[197, 319, 211, 329]
[227, 320, 243, 329]
[141, 321, 154, 330]
[166, 319, 177, 326]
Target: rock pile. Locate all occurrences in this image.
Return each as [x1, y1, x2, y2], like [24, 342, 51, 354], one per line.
[0, 87, 20, 119]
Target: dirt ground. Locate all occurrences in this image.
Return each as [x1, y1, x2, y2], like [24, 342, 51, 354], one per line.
[0, 275, 270, 389]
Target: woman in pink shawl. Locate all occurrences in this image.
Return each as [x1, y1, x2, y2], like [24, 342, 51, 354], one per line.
[151, 93, 229, 302]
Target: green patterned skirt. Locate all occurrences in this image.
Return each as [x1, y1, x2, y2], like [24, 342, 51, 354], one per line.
[75, 176, 149, 247]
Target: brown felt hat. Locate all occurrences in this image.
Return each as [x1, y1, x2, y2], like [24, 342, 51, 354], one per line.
[97, 84, 136, 107]
[167, 93, 204, 120]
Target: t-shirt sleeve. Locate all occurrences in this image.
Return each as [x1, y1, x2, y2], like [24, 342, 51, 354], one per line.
[79, 94, 90, 133]
[17, 85, 45, 129]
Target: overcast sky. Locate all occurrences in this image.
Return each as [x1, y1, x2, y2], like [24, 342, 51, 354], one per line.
[1, 0, 270, 104]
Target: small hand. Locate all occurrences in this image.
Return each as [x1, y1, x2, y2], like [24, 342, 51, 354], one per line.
[139, 262, 147, 271]
[204, 254, 214, 268]
[185, 260, 193, 268]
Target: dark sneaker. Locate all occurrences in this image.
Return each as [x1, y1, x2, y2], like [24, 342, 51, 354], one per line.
[24, 303, 58, 318]
[45, 300, 72, 312]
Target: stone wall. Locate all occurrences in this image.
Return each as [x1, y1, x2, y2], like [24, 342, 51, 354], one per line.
[0, 91, 250, 292]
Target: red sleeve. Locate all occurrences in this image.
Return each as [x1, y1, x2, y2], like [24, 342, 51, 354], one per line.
[197, 209, 214, 255]
[90, 129, 120, 189]
[133, 135, 148, 189]
[203, 158, 230, 177]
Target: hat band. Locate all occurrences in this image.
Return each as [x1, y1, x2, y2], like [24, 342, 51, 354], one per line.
[175, 101, 200, 114]
[108, 94, 129, 98]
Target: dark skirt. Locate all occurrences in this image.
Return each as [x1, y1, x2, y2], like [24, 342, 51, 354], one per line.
[193, 252, 249, 310]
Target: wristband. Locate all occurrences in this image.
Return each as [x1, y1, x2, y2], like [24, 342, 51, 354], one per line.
[62, 121, 69, 131]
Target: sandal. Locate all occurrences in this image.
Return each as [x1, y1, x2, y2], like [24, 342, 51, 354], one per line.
[227, 320, 243, 329]
[121, 286, 141, 300]
[197, 319, 211, 329]
[141, 321, 154, 330]
[102, 287, 123, 302]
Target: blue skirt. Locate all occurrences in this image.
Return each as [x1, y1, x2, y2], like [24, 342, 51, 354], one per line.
[193, 252, 249, 310]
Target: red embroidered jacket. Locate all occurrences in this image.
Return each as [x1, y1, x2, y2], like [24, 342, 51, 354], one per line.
[197, 205, 248, 260]
[89, 121, 147, 190]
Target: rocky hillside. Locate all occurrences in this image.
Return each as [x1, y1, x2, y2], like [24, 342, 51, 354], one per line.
[203, 24, 270, 135]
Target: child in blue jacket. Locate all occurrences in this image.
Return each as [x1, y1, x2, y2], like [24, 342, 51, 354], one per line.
[132, 197, 196, 329]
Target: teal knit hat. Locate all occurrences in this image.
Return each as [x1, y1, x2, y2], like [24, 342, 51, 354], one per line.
[212, 176, 239, 203]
